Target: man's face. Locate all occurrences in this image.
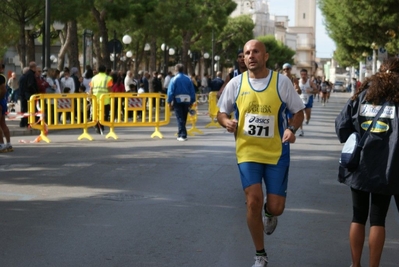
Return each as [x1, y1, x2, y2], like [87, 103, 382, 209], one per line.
[283, 67, 291, 76]
[300, 71, 308, 80]
[244, 40, 269, 72]
[237, 53, 246, 69]
[64, 72, 70, 78]
[36, 68, 42, 76]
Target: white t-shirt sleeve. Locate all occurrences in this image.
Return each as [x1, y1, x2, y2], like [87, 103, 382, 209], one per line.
[217, 75, 241, 114]
[277, 74, 305, 114]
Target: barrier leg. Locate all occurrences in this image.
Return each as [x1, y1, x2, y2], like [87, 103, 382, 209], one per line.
[187, 120, 204, 136]
[105, 126, 118, 140]
[151, 126, 163, 139]
[38, 131, 51, 143]
[205, 115, 221, 128]
[78, 127, 94, 141]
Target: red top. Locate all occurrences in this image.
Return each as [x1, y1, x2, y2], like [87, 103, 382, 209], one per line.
[112, 82, 125, 93]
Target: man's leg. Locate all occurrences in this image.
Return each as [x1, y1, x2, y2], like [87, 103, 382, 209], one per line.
[173, 103, 184, 138]
[245, 183, 265, 250]
[304, 108, 311, 124]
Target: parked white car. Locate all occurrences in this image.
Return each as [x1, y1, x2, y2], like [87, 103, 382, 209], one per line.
[333, 81, 346, 92]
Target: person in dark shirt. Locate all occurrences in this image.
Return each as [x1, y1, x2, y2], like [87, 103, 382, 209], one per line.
[209, 71, 224, 92]
[19, 62, 38, 127]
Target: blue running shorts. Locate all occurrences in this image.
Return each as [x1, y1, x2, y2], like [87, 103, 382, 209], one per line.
[0, 98, 7, 115]
[304, 95, 314, 109]
[238, 162, 289, 196]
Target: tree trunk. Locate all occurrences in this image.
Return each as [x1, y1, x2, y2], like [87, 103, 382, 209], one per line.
[91, 7, 110, 69]
[150, 37, 157, 73]
[66, 20, 80, 74]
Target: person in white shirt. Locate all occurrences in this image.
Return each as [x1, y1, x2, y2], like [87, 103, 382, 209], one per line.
[60, 70, 75, 93]
[163, 71, 172, 93]
[124, 71, 136, 92]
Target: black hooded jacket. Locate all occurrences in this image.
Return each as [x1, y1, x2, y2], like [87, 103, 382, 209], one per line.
[335, 89, 399, 195]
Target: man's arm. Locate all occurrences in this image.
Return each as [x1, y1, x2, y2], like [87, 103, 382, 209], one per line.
[217, 112, 237, 133]
[309, 80, 318, 94]
[282, 110, 304, 143]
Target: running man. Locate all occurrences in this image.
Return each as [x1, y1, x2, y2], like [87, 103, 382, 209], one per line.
[217, 40, 304, 267]
[298, 69, 317, 136]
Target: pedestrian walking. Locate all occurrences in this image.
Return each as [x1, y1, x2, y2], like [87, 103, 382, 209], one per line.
[335, 57, 399, 267]
[217, 39, 305, 267]
[167, 63, 196, 141]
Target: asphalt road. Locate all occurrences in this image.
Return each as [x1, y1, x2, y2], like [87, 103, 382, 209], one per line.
[1, 92, 398, 267]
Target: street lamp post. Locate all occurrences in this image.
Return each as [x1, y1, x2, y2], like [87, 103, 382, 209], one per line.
[122, 34, 132, 71]
[144, 43, 151, 70]
[203, 52, 210, 76]
[161, 43, 168, 75]
[371, 42, 378, 75]
[214, 55, 220, 72]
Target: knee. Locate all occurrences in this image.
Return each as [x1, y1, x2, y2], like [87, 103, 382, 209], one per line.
[246, 195, 263, 214]
[266, 202, 285, 216]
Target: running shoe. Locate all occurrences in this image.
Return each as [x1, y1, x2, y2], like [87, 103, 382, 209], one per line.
[299, 130, 304, 136]
[263, 197, 278, 235]
[263, 214, 278, 235]
[6, 144, 13, 152]
[177, 137, 187, 142]
[0, 144, 8, 153]
[252, 255, 268, 267]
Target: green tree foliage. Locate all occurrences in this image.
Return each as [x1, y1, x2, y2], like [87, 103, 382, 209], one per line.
[218, 15, 255, 65]
[319, 0, 399, 66]
[256, 35, 295, 70]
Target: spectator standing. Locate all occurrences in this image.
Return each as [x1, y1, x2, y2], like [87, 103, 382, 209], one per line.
[200, 73, 209, 95]
[335, 57, 399, 267]
[209, 71, 224, 92]
[44, 68, 60, 124]
[19, 62, 38, 127]
[89, 65, 112, 134]
[124, 71, 136, 92]
[167, 63, 196, 141]
[82, 68, 94, 93]
[60, 69, 75, 93]
[70, 67, 81, 91]
[163, 71, 173, 93]
[35, 67, 49, 94]
[7, 72, 19, 103]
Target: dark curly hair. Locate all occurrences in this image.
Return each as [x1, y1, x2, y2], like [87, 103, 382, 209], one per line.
[354, 57, 399, 104]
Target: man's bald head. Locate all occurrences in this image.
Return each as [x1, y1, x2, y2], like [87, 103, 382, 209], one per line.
[243, 39, 269, 76]
[244, 39, 267, 54]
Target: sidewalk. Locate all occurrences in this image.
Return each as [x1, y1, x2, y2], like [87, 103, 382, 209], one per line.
[5, 101, 40, 137]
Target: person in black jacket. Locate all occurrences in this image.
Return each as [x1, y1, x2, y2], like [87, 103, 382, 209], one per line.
[335, 57, 399, 267]
[19, 62, 38, 127]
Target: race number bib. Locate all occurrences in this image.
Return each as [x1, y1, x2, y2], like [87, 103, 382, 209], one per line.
[243, 113, 274, 138]
[300, 94, 309, 104]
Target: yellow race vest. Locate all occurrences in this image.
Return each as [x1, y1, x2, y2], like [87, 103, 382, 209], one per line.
[236, 71, 284, 164]
[91, 73, 112, 105]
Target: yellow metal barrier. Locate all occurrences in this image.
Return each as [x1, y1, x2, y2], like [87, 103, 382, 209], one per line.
[28, 93, 98, 143]
[187, 102, 203, 136]
[205, 91, 221, 128]
[98, 93, 170, 139]
[196, 93, 209, 104]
